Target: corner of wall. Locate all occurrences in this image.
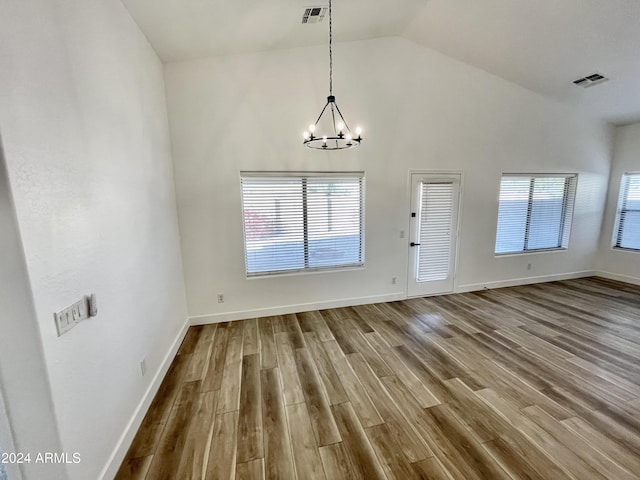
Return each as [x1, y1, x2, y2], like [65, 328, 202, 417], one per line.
[0, 136, 66, 480]
[594, 270, 640, 287]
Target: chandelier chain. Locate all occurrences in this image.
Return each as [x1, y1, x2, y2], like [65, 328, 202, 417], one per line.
[329, 0, 333, 96]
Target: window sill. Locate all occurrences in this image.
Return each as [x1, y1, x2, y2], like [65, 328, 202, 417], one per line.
[612, 246, 640, 253]
[494, 247, 568, 258]
[246, 264, 365, 279]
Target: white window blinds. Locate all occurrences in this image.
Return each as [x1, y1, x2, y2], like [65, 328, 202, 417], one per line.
[417, 181, 455, 282]
[495, 174, 577, 254]
[614, 173, 640, 251]
[241, 173, 364, 276]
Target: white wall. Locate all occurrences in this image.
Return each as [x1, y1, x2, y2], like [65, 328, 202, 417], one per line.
[1, 139, 63, 480]
[0, 1, 188, 478]
[597, 122, 640, 284]
[165, 36, 612, 323]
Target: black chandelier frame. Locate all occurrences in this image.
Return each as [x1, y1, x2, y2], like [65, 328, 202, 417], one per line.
[303, 0, 362, 150]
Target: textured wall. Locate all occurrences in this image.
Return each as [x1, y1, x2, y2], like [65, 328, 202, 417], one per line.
[0, 1, 188, 478]
[0, 139, 56, 480]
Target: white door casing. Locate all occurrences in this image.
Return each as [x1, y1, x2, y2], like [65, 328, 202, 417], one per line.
[408, 173, 461, 297]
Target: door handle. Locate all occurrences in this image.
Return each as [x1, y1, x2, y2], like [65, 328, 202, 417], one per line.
[410, 242, 421, 247]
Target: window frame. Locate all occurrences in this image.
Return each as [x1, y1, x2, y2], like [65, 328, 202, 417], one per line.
[494, 173, 578, 256]
[612, 172, 640, 252]
[240, 171, 365, 277]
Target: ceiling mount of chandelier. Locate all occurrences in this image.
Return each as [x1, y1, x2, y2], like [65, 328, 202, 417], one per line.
[303, 0, 362, 150]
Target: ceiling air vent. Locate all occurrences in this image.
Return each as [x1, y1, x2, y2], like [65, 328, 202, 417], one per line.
[302, 6, 327, 24]
[573, 73, 608, 88]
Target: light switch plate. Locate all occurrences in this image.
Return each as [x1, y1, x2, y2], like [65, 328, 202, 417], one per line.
[88, 293, 98, 317]
[55, 297, 89, 336]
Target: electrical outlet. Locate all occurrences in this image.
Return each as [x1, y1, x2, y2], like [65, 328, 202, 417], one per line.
[391, 276, 397, 285]
[217, 294, 225, 304]
[399, 230, 405, 239]
[140, 359, 147, 377]
[527, 263, 532, 270]
[55, 297, 89, 336]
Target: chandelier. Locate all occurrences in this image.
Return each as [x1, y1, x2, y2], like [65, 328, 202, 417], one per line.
[303, 0, 362, 150]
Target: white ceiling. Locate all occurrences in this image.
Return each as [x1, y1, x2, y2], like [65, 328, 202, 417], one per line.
[121, 0, 640, 125]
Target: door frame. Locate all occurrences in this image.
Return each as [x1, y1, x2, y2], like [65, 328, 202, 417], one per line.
[406, 170, 464, 298]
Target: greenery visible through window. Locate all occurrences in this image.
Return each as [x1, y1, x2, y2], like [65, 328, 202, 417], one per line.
[613, 173, 640, 251]
[495, 174, 577, 254]
[240, 172, 364, 276]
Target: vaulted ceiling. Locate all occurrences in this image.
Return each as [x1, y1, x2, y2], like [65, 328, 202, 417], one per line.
[121, 0, 640, 125]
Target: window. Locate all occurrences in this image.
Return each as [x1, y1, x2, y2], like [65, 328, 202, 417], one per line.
[495, 174, 577, 254]
[241, 172, 364, 276]
[416, 178, 458, 282]
[613, 173, 640, 251]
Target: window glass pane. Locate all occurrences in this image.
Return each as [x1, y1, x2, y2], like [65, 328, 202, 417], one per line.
[615, 174, 640, 250]
[418, 182, 454, 281]
[495, 178, 529, 254]
[618, 212, 640, 250]
[242, 179, 305, 274]
[527, 178, 566, 250]
[306, 178, 362, 268]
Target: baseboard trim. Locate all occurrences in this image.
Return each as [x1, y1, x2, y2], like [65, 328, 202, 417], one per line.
[189, 292, 407, 325]
[98, 317, 190, 480]
[189, 271, 611, 324]
[455, 270, 597, 293]
[593, 270, 640, 286]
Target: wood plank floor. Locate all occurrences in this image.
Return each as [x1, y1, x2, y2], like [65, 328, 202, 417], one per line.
[116, 277, 640, 479]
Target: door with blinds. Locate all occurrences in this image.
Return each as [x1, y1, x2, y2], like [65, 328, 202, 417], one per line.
[408, 173, 461, 297]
